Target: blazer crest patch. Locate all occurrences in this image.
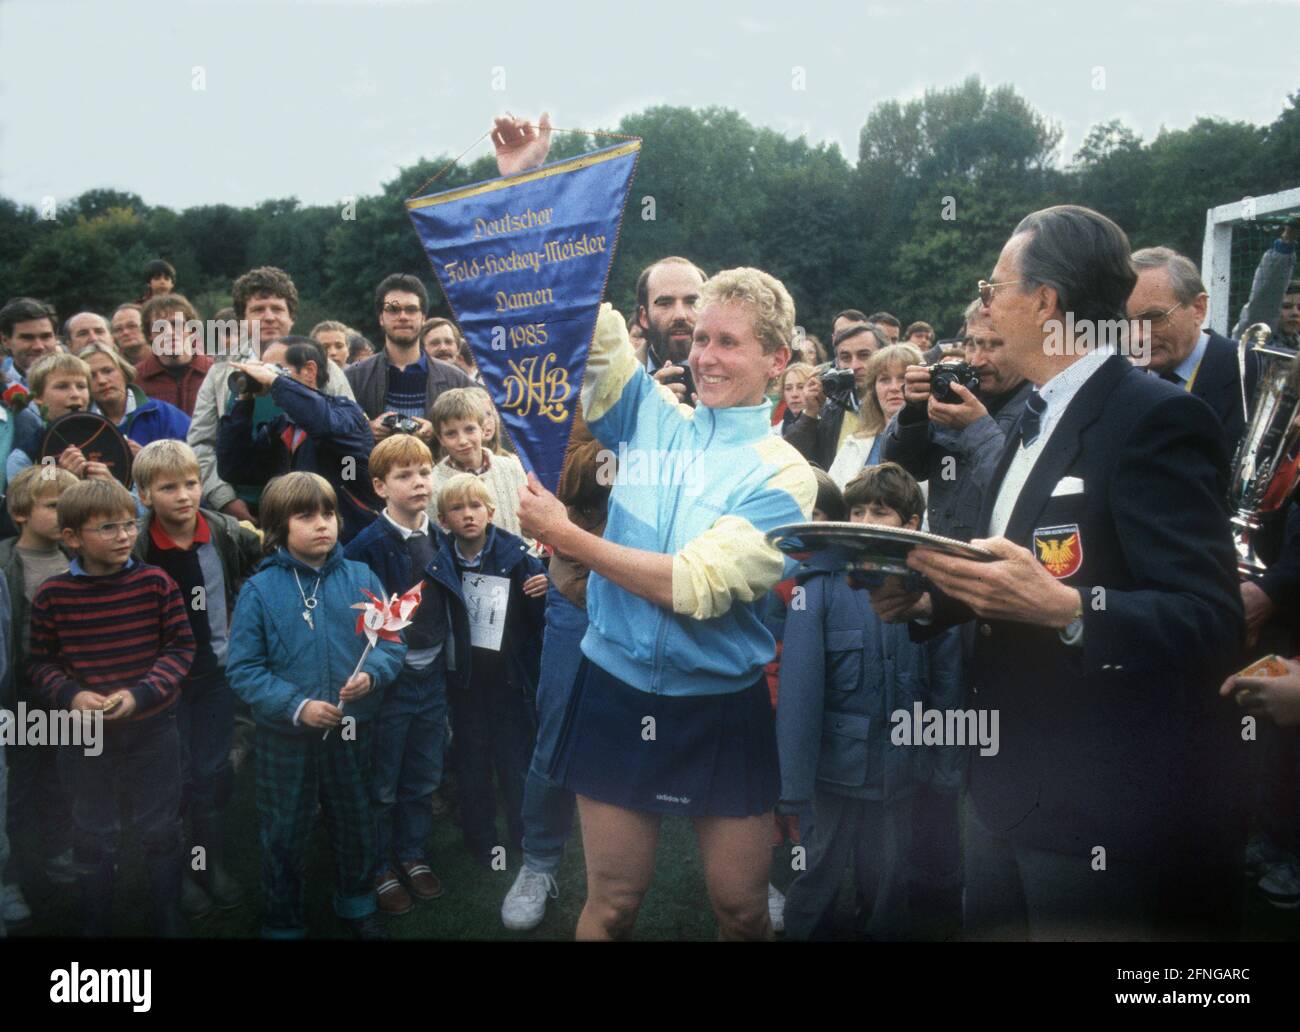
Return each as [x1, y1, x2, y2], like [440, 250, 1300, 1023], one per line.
[1032, 523, 1083, 578]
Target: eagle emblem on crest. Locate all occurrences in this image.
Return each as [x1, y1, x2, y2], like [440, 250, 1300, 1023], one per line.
[1032, 524, 1083, 579]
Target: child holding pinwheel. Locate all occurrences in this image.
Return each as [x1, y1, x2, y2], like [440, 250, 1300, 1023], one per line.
[226, 472, 405, 940]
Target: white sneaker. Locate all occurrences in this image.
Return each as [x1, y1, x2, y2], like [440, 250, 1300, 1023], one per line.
[2, 883, 32, 925]
[768, 882, 786, 933]
[501, 866, 558, 931]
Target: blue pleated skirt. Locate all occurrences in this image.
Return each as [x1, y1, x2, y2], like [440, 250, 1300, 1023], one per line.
[547, 658, 780, 818]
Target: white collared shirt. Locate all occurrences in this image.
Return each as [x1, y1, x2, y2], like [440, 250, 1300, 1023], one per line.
[381, 508, 443, 669]
[988, 347, 1112, 539]
[1168, 330, 1209, 388]
[382, 508, 431, 539]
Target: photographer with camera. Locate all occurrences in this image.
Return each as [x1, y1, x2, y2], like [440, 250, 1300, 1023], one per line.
[217, 336, 379, 543]
[784, 322, 890, 470]
[345, 274, 475, 445]
[883, 300, 1031, 542]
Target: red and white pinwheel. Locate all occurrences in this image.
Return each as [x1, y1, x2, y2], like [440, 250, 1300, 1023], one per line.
[351, 583, 424, 646]
[324, 583, 424, 739]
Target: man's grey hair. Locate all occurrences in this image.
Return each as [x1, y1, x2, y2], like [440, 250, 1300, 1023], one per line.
[1130, 246, 1207, 305]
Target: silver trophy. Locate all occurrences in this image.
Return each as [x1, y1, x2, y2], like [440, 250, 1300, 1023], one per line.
[1229, 323, 1300, 575]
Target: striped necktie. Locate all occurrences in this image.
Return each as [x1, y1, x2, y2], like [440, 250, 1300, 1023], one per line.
[1019, 389, 1047, 447]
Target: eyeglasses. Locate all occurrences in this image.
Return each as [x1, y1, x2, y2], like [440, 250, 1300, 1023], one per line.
[978, 279, 1022, 306]
[83, 520, 139, 539]
[1129, 300, 1184, 328]
[383, 304, 422, 317]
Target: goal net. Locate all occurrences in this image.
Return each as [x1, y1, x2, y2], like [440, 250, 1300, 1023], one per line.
[1202, 187, 1300, 337]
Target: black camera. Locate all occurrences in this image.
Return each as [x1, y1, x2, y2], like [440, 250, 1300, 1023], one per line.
[382, 413, 422, 436]
[929, 361, 981, 404]
[819, 366, 858, 403]
[227, 365, 289, 398]
[648, 344, 697, 408]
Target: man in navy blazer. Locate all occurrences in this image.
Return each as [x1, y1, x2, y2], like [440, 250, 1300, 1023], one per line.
[1129, 245, 1258, 462]
[872, 206, 1247, 940]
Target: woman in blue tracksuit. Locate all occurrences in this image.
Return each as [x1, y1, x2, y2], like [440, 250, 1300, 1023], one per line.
[518, 273, 816, 941]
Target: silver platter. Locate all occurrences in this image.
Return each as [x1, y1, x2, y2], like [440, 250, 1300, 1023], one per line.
[766, 521, 997, 575]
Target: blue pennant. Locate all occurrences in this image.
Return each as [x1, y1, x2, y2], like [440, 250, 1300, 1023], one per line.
[406, 141, 640, 491]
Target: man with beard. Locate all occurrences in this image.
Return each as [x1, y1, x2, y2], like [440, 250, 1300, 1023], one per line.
[344, 274, 473, 446]
[635, 257, 707, 405]
[419, 317, 462, 366]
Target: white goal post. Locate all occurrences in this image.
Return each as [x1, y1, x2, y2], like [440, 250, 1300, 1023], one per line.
[1202, 186, 1300, 336]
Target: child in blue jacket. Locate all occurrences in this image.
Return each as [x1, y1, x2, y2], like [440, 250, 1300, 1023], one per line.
[427, 473, 547, 866]
[777, 462, 963, 941]
[226, 472, 404, 940]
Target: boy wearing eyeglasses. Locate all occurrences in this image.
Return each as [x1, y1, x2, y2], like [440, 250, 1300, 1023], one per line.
[28, 478, 196, 937]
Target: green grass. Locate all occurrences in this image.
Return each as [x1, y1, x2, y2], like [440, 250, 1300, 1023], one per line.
[9, 759, 735, 941]
[9, 767, 1297, 941]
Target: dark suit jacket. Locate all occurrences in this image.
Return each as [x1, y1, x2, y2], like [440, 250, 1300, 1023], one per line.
[344, 348, 474, 421]
[1188, 329, 1258, 461]
[923, 355, 1246, 860]
[783, 397, 850, 470]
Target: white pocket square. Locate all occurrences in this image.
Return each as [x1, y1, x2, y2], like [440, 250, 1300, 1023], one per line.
[1051, 476, 1085, 497]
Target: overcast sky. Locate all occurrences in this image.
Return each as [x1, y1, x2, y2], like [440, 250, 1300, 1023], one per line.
[1, 0, 1296, 211]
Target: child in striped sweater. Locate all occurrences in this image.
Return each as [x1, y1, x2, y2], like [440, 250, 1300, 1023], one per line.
[29, 478, 196, 937]
[428, 388, 528, 538]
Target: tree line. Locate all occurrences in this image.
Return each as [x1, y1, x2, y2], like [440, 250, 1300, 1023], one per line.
[2, 77, 1296, 343]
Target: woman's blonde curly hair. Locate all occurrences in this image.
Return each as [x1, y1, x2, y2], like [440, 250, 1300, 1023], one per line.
[697, 267, 796, 355]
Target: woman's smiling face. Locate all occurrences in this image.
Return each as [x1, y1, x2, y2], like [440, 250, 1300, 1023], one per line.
[689, 300, 787, 409]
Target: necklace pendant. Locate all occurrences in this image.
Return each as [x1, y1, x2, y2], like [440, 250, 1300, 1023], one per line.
[302, 608, 314, 631]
